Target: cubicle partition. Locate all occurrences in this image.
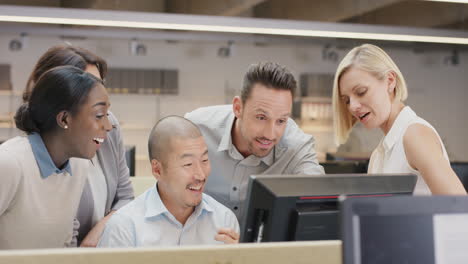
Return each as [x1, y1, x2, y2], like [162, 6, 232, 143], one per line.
[130, 176, 155, 196]
[0, 241, 342, 264]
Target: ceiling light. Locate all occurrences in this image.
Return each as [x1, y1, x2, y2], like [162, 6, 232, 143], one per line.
[425, 0, 468, 3]
[129, 39, 147, 56]
[8, 32, 27, 52]
[0, 5, 467, 45]
[217, 40, 234, 58]
[444, 49, 460, 65]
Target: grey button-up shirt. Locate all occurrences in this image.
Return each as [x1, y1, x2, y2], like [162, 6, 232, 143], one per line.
[186, 105, 324, 225]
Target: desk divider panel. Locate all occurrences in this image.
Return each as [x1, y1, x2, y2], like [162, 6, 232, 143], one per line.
[0, 240, 341, 264]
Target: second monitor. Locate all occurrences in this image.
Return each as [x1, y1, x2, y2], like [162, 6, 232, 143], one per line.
[241, 174, 417, 243]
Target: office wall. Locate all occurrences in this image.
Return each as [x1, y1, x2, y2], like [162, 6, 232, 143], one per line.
[0, 34, 467, 175]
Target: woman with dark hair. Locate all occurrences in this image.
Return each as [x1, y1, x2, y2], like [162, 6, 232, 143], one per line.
[26, 45, 134, 247]
[24, 45, 107, 102]
[0, 66, 112, 249]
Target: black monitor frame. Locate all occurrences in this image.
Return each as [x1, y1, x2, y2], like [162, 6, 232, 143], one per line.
[241, 174, 417, 243]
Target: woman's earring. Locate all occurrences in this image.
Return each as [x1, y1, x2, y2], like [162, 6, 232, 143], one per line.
[64, 125, 68, 129]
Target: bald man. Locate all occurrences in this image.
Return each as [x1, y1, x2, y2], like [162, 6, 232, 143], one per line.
[98, 116, 239, 247]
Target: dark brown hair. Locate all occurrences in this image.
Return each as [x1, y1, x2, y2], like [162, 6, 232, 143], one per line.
[241, 62, 296, 103]
[24, 45, 107, 102]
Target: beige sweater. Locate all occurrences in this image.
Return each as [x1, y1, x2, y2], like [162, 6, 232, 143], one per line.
[0, 136, 89, 249]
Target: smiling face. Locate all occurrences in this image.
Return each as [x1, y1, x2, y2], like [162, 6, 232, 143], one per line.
[84, 64, 111, 148]
[65, 82, 112, 159]
[339, 67, 396, 131]
[154, 136, 211, 212]
[233, 83, 292, 158]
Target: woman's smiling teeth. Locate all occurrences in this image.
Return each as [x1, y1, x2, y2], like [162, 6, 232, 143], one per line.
[93, 137, 104, 144]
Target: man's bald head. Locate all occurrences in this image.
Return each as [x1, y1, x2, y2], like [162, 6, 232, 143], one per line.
[148, 116, 203, 166]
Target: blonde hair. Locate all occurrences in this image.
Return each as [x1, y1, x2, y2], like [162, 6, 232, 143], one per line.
[332, 44, 408, 145]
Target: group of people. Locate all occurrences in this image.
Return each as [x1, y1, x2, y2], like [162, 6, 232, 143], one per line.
[0, 43, 465, 250]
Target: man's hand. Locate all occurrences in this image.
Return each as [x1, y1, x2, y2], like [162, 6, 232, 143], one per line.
[80, 211, 115, 247]
[215, 228, 239, 244]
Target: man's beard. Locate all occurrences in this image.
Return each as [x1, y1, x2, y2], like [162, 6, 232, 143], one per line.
[246, 137, 274, 158]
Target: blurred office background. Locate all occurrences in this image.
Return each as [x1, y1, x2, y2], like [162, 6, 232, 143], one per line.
[0, 0, 467, 176]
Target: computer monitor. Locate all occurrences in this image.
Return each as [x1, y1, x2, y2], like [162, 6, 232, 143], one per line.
[241, 174, 417, 243]
[341, 196, 468, 264]
[450, 162, 468, 191]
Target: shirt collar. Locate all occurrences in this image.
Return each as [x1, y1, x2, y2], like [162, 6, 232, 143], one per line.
[28, 132, 72, 178]
[218, 112, 236, 152]
[193, 194, 214, 216]
[144, 184, 214, 220]
[382, 106, 416, 151]
[217, 111, 276, 166]
[144, 184, 169, 218]
[262, 149, 275, 166]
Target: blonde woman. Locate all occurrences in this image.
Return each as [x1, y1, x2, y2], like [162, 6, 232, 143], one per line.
[332, 44, 465, 195]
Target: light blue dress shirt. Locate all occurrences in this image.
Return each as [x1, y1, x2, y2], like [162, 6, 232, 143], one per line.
[97, 184, 240, 247]
[28, 132, 72, 178]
